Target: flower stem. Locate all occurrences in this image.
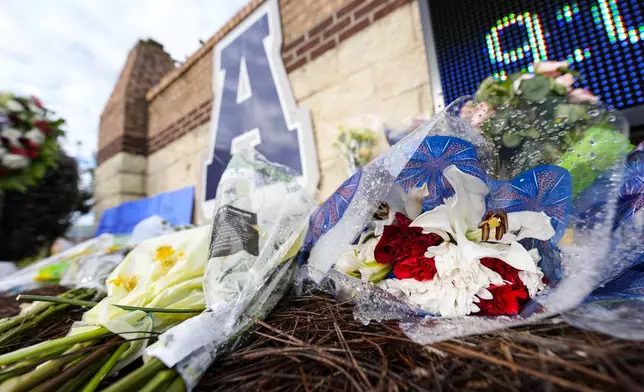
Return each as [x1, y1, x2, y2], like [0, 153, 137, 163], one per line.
[57, 354, 108, 392]
[15, 295, 97, 308]
[80, 341, 130, 392]
[163, 375, 186, 392]
[139, 370, 175, 392]
[34, 337, 119, 392]
[0, 342, 91, 392]
[0, 327, 108, 367]
[112, 305, 204, 314]
[100, 357, 167, 392]
[15, 296, 204, 314]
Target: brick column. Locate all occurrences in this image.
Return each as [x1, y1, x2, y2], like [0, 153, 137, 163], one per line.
[94, 39, 175, 221]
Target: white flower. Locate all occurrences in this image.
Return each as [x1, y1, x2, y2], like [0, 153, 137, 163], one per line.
[5, 99, 23, 112]
[373, 208, 395, 237]
[335, 236, 391, 282]
[1, 128, 23, 147]
[533, 60, 569, 77]
[410, 165, 554, 274]
[518, 249, 546, 297]
[24, 128, 45, 146]
[404, 183, 429, 219]
[2, 153, 30, 169]
[0, 145, 7, 158]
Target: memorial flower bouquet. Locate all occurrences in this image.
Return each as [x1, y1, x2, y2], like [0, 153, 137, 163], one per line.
[334, 125, 378, 174]
[0, 93, 65, 191]
[0, 225, 212, 392]
[303, 95, 632, 343]
[460, 60, 632, 195]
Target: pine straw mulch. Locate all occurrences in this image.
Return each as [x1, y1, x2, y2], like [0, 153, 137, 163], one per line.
[1, 289, 643, 392]
[196, 294, 644, 392]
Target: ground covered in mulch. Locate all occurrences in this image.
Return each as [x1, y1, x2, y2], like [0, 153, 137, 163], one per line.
[1, 289, 643, 391]
[196, 295, 644, 392]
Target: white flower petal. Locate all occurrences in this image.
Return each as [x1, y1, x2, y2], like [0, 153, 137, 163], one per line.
[506, 211, 555, 241]
[404, 183, 429, 219]
[479, 242, 538, 273]
[443, 166, 489, 233]
[476, 287, 493, 300]
[2, 154, 29, 169]
[410, 204, 455, 238]
[5, 100, 23, 112]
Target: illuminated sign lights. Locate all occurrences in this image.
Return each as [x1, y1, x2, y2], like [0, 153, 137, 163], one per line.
[429, 0, 644, 109]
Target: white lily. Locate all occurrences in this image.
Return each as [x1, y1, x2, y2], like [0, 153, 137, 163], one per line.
[334, 236, 392, 283]
[410, 165, 554, 274]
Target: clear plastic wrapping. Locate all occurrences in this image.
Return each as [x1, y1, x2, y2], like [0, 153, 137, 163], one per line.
[145, 150, 316, 390]
[304, 96, 635, 343]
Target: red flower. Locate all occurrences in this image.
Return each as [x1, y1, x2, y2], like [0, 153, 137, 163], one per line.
[25, 148, 39, 159]
[374, 212, 442, 265]
[477, 257, 530, 316]
[30, 96, 43, 108]
[10, 147, 28, 157]
[393, 256, 437, 281]
[34, 120, 50, 134]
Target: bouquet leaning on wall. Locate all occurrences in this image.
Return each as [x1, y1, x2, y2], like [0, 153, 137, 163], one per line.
[98, 149, 316, 392]
[301, 65, 640, 344]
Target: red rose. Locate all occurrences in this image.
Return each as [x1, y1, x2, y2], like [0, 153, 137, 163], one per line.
[477, 257, 530, 316]
[374, 212, 442, 264]
[394, 256, 437, 281]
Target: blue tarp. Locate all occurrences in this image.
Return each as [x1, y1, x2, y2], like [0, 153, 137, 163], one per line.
[95, 186, 195, 236]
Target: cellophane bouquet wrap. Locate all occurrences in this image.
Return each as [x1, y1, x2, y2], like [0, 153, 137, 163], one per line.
[304, 92, 634, 344]
[144, 149, 316, 390]
[564, 141, 644, 339]
[0, 235, 116, 295]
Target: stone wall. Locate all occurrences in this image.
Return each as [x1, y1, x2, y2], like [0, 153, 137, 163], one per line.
[286, 1, 432, 195]
[146, 123, 210, 223]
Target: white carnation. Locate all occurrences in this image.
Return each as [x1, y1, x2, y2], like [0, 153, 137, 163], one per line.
[5, 100, 23, 112]
[24, 128, 45, 146]
[1, 128, 22, 147]
[2, 154, 30, 169]
[518, 249, 546, 297]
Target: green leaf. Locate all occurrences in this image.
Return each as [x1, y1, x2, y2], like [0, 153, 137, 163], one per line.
[519, 76, 550, 101]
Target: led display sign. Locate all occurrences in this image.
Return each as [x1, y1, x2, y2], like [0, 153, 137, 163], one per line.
[429, 0, 644, 111]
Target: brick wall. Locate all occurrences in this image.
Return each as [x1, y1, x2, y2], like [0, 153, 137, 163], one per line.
[279, 0, 351, 42]
[97, 0, 433, 222]
[281, 0, 413, 73]
[97, 40, 174, 164]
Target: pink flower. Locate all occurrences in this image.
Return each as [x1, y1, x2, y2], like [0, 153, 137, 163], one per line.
[460, 101, 496, 131]
[533, 60, 569, 77]
[568, 88, 599, 104]
[555, 73, 576, 91]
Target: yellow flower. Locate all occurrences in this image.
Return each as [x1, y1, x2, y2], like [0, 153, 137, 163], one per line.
[109, 274, 139, 291]
[152, 245, 186, 278]
[155, 245, 175, 261]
